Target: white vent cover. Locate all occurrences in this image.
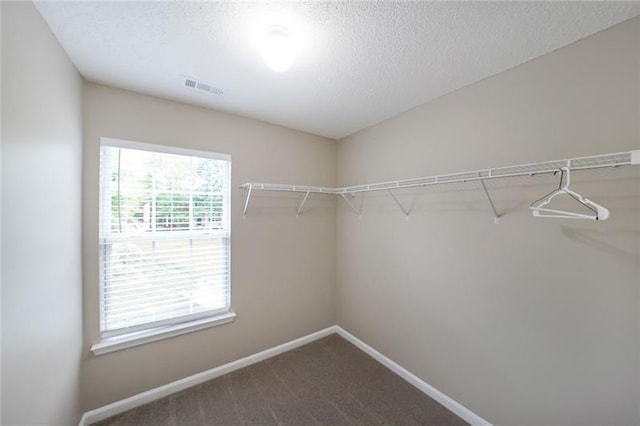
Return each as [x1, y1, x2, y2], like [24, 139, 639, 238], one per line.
[182, 76, 224, 96]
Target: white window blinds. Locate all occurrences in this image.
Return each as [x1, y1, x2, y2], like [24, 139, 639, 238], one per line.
[99, 139, 231, 338]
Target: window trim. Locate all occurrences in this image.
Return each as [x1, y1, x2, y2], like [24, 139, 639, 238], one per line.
[91, 311, 236, 355]
[95, 137, 233, 354]
[101, 137, 231, 162]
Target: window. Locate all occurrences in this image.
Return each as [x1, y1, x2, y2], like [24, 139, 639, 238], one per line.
[97, 138, 232, 349]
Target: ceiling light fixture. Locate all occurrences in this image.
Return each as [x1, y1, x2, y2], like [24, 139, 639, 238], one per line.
[261, 25, 294, 72]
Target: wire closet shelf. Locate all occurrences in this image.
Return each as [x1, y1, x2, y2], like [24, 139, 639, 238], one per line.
[240, 149, 640, 220]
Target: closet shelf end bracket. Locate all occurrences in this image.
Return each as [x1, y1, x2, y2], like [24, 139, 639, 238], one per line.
[340, 193, 362, 217]
[296, 190, 311, 217]
[479, 177, 500, 225]
[242, 183, 253, 218]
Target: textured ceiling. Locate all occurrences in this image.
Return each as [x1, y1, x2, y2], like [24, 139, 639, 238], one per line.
[35, 1, 640, 140]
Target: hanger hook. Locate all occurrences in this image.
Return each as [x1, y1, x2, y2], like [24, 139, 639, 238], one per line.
[560, 166, 571, 189]
[555, 167, 570, 191]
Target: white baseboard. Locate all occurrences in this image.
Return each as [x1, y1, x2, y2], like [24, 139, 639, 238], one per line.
[334, 326, 492, 426]
[80, 325, 491, 426]
[78, 326, 339, 426]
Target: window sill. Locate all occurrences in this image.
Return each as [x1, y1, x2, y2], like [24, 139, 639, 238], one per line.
[91, 312, 236, 356]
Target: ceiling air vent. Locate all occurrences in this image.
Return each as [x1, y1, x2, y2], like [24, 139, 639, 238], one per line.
[182, 76, 224, 96]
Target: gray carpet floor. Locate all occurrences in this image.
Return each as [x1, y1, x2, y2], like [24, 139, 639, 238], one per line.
[93, 334, 468, 425]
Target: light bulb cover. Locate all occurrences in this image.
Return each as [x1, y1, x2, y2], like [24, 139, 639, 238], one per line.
[261, 25, 293, 72]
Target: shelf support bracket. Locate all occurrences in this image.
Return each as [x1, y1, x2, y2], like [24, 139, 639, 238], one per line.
[340, 193, 361, 216]
[243, 184, 253, 218]
[387, 189, 410, 220]
[296, 190, 311, 217]
[479, 177, 500, 224]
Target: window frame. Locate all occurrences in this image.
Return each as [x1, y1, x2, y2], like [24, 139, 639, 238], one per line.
[94, 137, 234, 354]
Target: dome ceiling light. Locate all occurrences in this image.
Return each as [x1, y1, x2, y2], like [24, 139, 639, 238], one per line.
[261, 25, 294, 72]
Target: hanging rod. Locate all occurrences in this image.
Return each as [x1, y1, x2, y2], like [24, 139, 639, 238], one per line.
[335, 149, 640, 194]
[239, 182, 338, 194]
[240, 183, 337, 217]
[241, 150, 639, 195]
[240, 149, 639, 217]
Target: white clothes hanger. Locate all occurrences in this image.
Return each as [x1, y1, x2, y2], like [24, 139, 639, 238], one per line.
[530, 167, 609, 221]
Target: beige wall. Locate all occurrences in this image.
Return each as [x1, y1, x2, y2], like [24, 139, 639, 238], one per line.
[3, 2, 638, 423]
[336, 17, 640, 426]
[81, 83, 337, 411]
[1, 1, 3, 421]
[1, 2, 83, 425]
